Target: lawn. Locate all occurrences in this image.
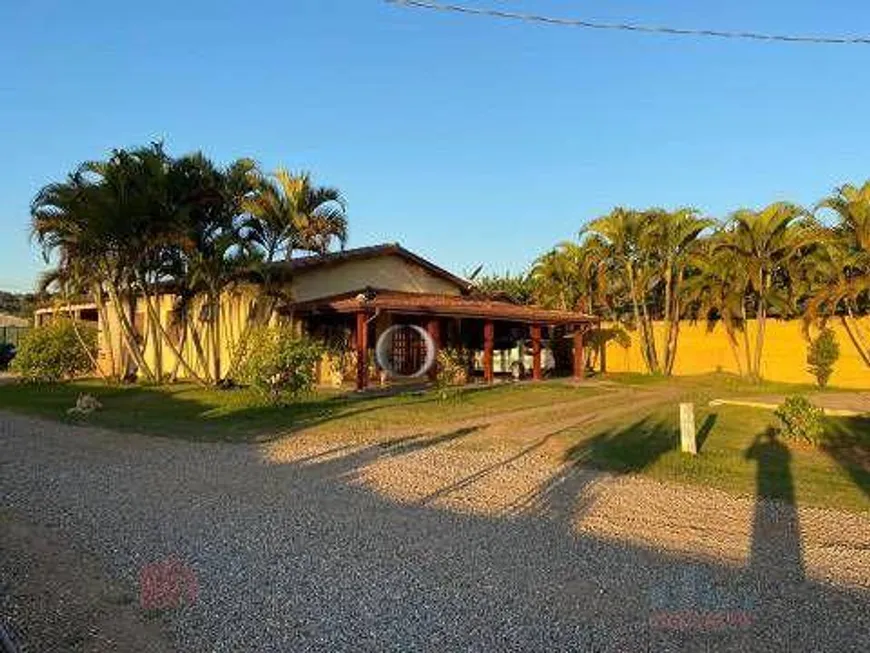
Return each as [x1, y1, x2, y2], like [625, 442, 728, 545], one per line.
[0, 379, 601, 442]
[1, 373, 867, 512]
[559, 402, 870, 513]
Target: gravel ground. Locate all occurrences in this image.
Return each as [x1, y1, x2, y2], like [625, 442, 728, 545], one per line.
[1, 410, 870, 652]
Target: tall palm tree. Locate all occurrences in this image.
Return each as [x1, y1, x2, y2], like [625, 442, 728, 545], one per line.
[648, 208, 715, 374]
[583, 207, 710, 375]
[31, 160, 156, 381]
[683, 240, 751, 376]
[242, 169, 347, 262]
[169, 153, 259, 383]
[716, 202, 816, 379]
[583, 208, 662, 371]
[806, 182, 870, 365]
[530, 242, 596, 311]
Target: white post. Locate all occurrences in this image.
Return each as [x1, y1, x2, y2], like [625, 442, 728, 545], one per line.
[680, 403, 697, 455]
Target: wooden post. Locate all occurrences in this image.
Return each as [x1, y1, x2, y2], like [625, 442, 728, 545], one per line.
[573, 326, 585, 380]
[483, 319, 495, 384]
[680, 403, 697, 455]
[355, 310, 368, 391]
[530, 324, 542, 381]
[426, 318, 441, 381]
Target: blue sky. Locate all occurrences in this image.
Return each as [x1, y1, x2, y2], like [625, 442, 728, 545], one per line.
[2, 1, 870, 291]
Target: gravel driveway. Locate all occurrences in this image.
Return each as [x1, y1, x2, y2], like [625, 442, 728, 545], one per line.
[1, 411, 869, 652]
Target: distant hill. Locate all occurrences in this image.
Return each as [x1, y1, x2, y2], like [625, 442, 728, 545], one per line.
[0, 291, 36, 318]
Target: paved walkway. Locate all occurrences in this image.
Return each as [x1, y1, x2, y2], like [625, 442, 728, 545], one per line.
[1, 411, 869, 651]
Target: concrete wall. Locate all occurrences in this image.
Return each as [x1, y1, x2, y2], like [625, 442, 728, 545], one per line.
[603, 319, 870, 389]
[291, 254, 462, 302]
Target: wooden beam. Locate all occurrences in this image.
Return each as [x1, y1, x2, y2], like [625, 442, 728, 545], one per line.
[573, 326, 585, 380]
[531, 323, 542, 381]
[483, 319, 495, 384]
[356, 310, 368, 391]
[426, 318, 441, 381]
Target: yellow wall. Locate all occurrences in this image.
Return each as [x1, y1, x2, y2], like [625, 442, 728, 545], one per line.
[603, 319, 870, 389]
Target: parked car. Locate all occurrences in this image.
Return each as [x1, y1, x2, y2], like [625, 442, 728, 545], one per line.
[0, 343, 15, 371]
[473, 339, 556, 379]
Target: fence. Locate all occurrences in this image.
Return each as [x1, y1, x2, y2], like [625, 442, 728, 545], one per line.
[0, 326, 29, 347]
[602, 319, 870, 390]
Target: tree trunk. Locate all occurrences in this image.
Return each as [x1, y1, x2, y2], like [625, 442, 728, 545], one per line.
[841, 308, 870, 367]
[752, 272, 768, 381]
[722, 314, 745, 377]
[104, 283, 154, 382]
[61, 303, 109, 382]
[189, 319, 213, 384]
[139, 288, 208, 386]
[210, 291, 221, 383]
[627, 264, 659, 374]
[91, 284, 117, 379]
[740, 297, 753, 380]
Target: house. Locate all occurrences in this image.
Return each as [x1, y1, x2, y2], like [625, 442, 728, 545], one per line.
[36, 244, 597, 389]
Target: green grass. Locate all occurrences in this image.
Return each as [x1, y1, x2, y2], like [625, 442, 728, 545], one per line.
[560, 403, 870, 513]
[600, 371, 856, 396]
[0, 379, 600, 442]
[1, 372, 867, 512]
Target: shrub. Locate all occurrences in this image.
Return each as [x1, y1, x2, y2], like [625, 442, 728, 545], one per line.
[807, 328, 840, 388]
[11, 320, 97, 383]
[234, 326, 323, 403]
[435, 348, 469, 400]
[774, 395, 826, 445]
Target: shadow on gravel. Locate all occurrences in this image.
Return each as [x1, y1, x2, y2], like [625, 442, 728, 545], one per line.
[745, 428, 805, 582]
[824, 415, 870, 500]
[4, 414, 870, 652]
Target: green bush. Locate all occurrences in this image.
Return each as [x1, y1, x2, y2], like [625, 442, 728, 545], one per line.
[774, 395, 826, 445]
[435, 348, 469, 401]
[11, 320, 97, 383]
[807, 328, 840, 388]
[234, 326, 323, 403]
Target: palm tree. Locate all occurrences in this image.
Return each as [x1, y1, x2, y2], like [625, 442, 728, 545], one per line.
[683, 240, 751, 376]
[582, 207, 710, 375]
[169, 153, 259, 383]
[648, 208, 715, 374]
[530, 241, 602, 312]
[583, 208, 662, 371]
[806, 182, 870, 366]
[31, 160, 156, 381]
[242, 169, 347, 262]
[716, 202, 817, 379]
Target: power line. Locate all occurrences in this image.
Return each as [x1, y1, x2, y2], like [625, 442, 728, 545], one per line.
[385, 0, 870, 45]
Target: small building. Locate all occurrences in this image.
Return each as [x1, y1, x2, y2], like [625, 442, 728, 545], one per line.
[36, 244, 598, 389]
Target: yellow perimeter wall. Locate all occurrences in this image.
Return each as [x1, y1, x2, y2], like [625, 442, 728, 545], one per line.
[603, 319, 870, 390]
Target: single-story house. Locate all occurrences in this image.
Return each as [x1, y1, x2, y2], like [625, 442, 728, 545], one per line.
[35, 244, 598, 389]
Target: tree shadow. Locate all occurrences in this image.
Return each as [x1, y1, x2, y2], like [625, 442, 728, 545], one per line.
[823, 415, 870, 499]
[744, 427, 805, 583]
[291, 425, 484, 484]
[565, 416, 678, 474]
[696, 413, 717, 452]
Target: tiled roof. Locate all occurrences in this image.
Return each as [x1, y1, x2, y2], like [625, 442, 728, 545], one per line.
[293, 289, 595, 325]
